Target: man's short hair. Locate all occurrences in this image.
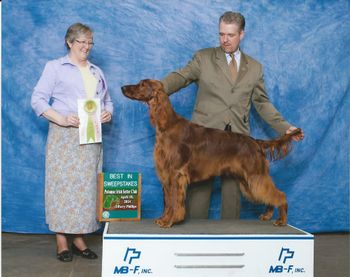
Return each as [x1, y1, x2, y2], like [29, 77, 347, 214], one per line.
[219, 12, 245, 31]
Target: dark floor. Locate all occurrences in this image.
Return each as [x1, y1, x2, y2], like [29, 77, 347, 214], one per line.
[1, 232, 349, 277]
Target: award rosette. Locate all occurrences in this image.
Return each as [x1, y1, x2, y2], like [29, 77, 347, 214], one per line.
[78, 98, 102, 144]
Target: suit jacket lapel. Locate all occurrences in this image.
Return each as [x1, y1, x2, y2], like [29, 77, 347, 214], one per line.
[215, 48, 249, 87]
[235, 52, 248, 84]
[215, 47, 236, 86]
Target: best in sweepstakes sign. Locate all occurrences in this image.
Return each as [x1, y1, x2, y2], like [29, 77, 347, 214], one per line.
[97, 172, 141, 221]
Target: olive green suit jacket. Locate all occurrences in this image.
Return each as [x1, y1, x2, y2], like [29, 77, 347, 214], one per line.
[161, 47, 291, 135]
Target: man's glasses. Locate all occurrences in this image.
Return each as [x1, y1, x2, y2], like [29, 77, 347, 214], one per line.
[75, 39, 94, 47]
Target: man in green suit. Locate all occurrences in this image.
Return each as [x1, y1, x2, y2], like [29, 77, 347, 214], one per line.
[161, 11, 304, 220]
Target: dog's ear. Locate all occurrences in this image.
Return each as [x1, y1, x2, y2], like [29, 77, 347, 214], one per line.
[149, 87, 173, 131]
[150, 80, 165, 93]
[146, 80, 164, 103]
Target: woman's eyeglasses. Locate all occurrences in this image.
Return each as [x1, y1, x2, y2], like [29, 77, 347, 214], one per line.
[75, 40, 94, 47]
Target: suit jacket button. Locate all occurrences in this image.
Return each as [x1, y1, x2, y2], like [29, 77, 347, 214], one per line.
[231, 88, 235, 93]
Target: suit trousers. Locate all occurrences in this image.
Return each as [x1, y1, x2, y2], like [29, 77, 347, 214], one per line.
[185, 176, 241, 219]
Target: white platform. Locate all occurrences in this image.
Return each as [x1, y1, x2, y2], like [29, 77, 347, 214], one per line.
[102, 219, 313, 277]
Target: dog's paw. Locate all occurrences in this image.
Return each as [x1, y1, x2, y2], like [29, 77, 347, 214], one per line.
[273, 219, 287, 226]
[259, 214, 272, 221]
[155, 218, 173, 228]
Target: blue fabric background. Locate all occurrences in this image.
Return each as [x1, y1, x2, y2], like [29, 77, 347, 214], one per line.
[2, 0, 349, 234]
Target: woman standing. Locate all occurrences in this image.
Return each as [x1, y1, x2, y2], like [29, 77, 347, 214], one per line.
[31, 23, 113, 262]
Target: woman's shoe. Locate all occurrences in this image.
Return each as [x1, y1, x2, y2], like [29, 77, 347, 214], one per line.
[57, 250, 73, 262]
[71, 243, 98, 259]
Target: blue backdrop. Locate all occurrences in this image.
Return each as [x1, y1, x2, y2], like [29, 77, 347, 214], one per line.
[2, 0, 349, 234]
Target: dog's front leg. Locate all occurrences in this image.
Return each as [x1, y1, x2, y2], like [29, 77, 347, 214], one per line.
[155, 181, 174, 228]
[171, 173, 188, 224]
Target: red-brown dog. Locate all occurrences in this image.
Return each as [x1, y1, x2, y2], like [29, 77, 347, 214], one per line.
[122, 79, 302, 228]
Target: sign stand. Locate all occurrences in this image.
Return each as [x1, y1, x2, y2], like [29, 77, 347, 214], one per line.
[102, 219, 314, 277]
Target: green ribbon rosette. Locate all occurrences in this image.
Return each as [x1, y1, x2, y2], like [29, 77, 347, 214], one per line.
[84, 100, 97, 142]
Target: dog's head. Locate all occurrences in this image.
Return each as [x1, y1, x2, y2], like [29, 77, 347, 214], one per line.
[121, 79, 164, 103]
[121, 79, 175, 131]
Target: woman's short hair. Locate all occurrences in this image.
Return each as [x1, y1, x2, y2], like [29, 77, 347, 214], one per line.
[64, 23, 93, 50]
[219, 12, 245, 31]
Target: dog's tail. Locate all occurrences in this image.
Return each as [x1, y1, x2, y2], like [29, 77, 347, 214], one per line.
[256, 128, 302, 161]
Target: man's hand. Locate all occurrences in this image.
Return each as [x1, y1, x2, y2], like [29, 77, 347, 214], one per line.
[286, 126, 304, 141]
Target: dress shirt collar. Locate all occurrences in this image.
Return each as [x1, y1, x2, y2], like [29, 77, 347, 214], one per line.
[225, 49, 241, 64]
[60, 54, 97, 70]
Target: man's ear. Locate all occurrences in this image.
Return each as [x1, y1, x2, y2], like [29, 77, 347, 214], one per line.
[239, 30, 245, 41]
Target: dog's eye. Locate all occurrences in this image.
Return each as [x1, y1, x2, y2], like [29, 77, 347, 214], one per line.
[141, 81, 147, 88]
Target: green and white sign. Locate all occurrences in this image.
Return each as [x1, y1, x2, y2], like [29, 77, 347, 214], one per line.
[97, 172, 141, 221]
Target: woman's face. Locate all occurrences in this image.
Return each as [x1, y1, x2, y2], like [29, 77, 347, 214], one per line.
[67, 32, 94, 64]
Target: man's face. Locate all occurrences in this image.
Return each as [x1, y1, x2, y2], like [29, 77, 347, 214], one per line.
[219, 22, 244, 53]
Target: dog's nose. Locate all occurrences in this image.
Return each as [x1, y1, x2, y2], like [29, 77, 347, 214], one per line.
[121, 86, 126, 93]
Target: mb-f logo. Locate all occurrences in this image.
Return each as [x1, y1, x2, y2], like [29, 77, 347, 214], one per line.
[113, 247, 153, 275]
[269, 247, 305, 274]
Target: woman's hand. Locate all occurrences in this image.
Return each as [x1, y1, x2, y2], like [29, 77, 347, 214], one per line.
[101, 110, 112, 123]
[43, 109, 79, 127]
[63, 114, 80, 127]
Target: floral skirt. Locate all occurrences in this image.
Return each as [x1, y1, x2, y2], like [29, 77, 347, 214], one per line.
[45, 123, 102, 234]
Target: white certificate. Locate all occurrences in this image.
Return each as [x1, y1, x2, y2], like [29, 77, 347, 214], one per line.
[78, 98, 102, 144]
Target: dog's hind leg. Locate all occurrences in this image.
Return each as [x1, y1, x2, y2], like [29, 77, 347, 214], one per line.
[248, 175, 288, 226]
[240, 181, 277, 222]
[259, 205, 275, 221]
[275, 202, 288, 226]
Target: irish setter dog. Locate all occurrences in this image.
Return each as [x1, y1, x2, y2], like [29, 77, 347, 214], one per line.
[121, 79, 302, 228]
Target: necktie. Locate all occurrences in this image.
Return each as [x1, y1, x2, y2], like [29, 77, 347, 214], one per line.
[229, 53, 237, 81]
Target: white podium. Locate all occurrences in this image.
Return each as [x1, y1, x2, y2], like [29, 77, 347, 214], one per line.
[102, 219, 313, 277]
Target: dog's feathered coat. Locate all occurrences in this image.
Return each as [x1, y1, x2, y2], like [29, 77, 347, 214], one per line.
[122, 79, 302, 228]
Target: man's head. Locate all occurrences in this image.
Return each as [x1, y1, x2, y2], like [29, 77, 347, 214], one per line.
[219, 12, 245, 54]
